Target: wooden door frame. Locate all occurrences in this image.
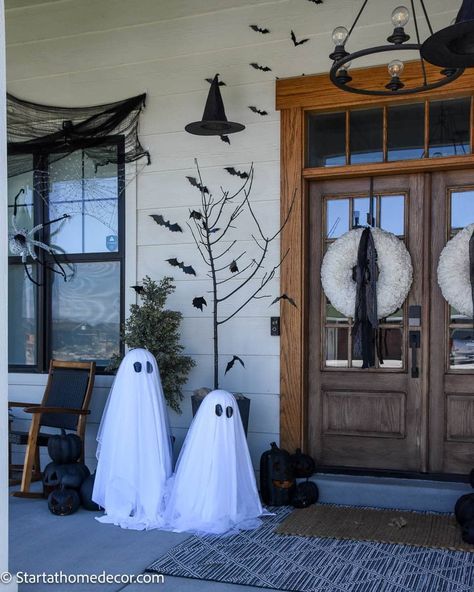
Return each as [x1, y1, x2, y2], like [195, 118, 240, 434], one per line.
[277, 60, 474, 453]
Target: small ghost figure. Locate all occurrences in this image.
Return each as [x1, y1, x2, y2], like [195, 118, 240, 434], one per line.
[163, 389, 264, 535]
[93, 349, 172, 530]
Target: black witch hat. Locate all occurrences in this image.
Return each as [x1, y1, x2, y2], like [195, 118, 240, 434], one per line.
[421, 0, 474, 68]
[185, 74, 245, 136]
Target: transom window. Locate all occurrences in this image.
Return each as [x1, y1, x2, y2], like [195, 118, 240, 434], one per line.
[8, 142, 124, 372]
[307, 97, 472, 168]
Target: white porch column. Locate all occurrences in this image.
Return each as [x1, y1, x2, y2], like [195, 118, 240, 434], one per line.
[0, 2, 16, 590]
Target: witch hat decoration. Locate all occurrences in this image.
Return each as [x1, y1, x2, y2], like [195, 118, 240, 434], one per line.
[185, 74, 245, 136]
[421, 0, 473, 69]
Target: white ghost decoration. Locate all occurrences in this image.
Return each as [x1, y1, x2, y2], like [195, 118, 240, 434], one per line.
[163, 389, 264, 535]
[93, 348, 173, 530]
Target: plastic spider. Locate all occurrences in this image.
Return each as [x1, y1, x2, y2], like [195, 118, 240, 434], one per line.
[8, 188, 70, 285]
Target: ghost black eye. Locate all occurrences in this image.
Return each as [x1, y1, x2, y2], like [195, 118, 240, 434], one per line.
[133, 362, 142, 373]
[146, 361, 153, 373]
[226, 406, 233, 418]
[215, 404, 223, 417]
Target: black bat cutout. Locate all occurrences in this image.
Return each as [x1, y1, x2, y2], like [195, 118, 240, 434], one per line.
[249, 105, 269, 116]
[131, 285, 144, 294]
[270, 293, 297, 307]
[249, 24, 270, 34]
[205, 77, 226, 86]
[166, 258, 196, 276]
[291, 30, 309, 46]
[150, 214, 183, 233]
[225, 355, 245, 375]
[192, 296, 207, 311]
[186, 176, 209, 194]
[229, 260, 239, 273]
[189, 210, 203, 220]
[220, 135, 231, 144]
[250, 62, 272, 72]
[224, 167, 249, 179]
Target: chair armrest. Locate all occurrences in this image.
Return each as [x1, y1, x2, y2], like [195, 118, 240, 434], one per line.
[23, 406, 91, 415]
[8, 402, 41, 408]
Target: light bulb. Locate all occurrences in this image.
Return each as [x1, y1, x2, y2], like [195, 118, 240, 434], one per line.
[388, 59, 404, 77]
[332, 26, 348, 46]
[391, 6, 409, 28]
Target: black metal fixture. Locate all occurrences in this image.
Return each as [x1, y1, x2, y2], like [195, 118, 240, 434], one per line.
[185, 74, 245, 136]
[421, 0, 474, 69]
[329, 1, 465, 96]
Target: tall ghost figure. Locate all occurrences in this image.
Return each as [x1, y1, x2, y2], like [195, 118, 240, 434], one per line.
[93, 348, 172, 529]
[164, 389, 264, 535]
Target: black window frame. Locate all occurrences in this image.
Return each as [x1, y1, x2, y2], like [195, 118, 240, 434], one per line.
[7, 136, 125, 374]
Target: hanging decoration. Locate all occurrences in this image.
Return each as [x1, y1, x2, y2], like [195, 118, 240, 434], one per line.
[321, 227, 413, 320]
[437, 223, 474, 318]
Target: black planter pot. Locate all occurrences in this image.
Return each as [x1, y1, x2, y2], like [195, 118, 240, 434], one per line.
[192, 388, 250, 436]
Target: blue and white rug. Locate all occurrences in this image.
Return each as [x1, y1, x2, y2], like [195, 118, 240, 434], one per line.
[147, 507, 474, 592]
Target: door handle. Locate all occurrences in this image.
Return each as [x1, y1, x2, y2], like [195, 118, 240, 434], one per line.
[409, 331, 420, 378]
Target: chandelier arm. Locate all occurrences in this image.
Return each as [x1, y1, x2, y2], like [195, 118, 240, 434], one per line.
[418, 0, 434, 36]
[347, 0, 370, 44]
[410, 0, 428, 86]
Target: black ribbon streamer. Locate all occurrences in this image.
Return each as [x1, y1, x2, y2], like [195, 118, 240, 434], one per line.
[470, 229, 474, 327]
[352, 227, 378, 369]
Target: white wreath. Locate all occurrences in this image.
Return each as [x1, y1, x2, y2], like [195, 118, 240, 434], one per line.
[321, 227, 413, 319]
[437, 223, 474, 317]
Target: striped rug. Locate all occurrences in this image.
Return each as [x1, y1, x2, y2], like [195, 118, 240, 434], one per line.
[147, 507, 474, 591]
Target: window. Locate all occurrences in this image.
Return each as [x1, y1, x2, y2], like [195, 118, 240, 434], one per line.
[8, 141, 124, 372]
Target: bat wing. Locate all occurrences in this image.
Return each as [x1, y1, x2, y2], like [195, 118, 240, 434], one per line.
[189, 210, 203, 220]
[192, 296, 207, 310]
[291, 30, 297, 45]
[168, 222, 183, 232]
[229, 260, 239, 273]
[166, 258, 180, 267]
[181, 264, 196, 276]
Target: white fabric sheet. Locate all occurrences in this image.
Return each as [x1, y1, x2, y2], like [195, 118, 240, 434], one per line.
[93, 348, 172, 530]
[162, 389, 264, 535]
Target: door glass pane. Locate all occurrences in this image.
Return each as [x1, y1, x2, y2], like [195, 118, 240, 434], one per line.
[450, 328, 474, 369]
[8, 167, 35, 255]
[379, 328, 403, 369]
[352, 197, 376, 228]
[48, 148, 120, 255]
[307, 112, 346, 168]
[8, 265, 37, 365]
[429, 98, 470, 158]
[326, 199, 349, 238]
[450, 306, 471, 324]
[451, 190, 474, 233]
[350, 108, 383, 164]
[325, 328, 348, 367]
[380, 195, 405, 236]
[326, 300, 348, 324]
[51, 261, 121, 366]
[387, 103, 425, 161]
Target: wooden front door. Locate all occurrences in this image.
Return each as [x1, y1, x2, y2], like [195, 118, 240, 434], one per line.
[308, 170, 474, 474]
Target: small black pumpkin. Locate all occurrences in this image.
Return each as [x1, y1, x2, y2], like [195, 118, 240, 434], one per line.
[462, 519, 474, 544]
[290, 448, 316, 479]
[43, 461, 90, 496]
[260, 442, 296, 506]
[48, 430, 82, 464]
[48, 485, 81, 516]
[80, 472, 101, 511]
[291, 481, 319, 509]
[455, 493, 474, 525]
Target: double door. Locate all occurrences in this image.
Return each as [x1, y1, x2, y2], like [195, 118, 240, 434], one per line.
[308, 170, 474, 474]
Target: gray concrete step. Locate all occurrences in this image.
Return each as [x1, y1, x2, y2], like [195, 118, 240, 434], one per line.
[308, 473, 472, 513]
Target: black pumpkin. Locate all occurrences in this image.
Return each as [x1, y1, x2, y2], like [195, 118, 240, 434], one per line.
[462, 519, 474, 544]
[260, 442, 296, 506]
[291, 481, 319, 509]
[43, 461, 90, 496]
[80, 473, 101, 511]
[455, 493, 474, 525]
[48, 430, 82, 464]
[290, 448, 316, 479]
[48, 486, 81, 516]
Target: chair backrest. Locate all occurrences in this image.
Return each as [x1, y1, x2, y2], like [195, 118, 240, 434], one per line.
[40, 360, 96, 431]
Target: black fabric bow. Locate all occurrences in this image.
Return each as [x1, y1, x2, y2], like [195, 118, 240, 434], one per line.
[352, 228, 378, 369]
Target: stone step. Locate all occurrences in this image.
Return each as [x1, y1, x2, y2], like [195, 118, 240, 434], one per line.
[308, 473, 472, 513]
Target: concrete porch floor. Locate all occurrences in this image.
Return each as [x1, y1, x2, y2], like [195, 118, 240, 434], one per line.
[8, 488, 281, 592]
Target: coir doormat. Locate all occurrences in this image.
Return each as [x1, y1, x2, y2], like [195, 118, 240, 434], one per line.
[276, 504, 473, 552]
[147, 506, 474, 591]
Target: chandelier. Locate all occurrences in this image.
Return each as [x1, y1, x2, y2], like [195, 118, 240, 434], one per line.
[329, 1, 466, 96]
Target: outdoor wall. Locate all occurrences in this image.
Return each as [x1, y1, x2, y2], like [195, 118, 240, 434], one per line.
[5, 0, 456, 476]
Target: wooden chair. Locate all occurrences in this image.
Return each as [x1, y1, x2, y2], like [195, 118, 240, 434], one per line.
[9, 360, 96, 498]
